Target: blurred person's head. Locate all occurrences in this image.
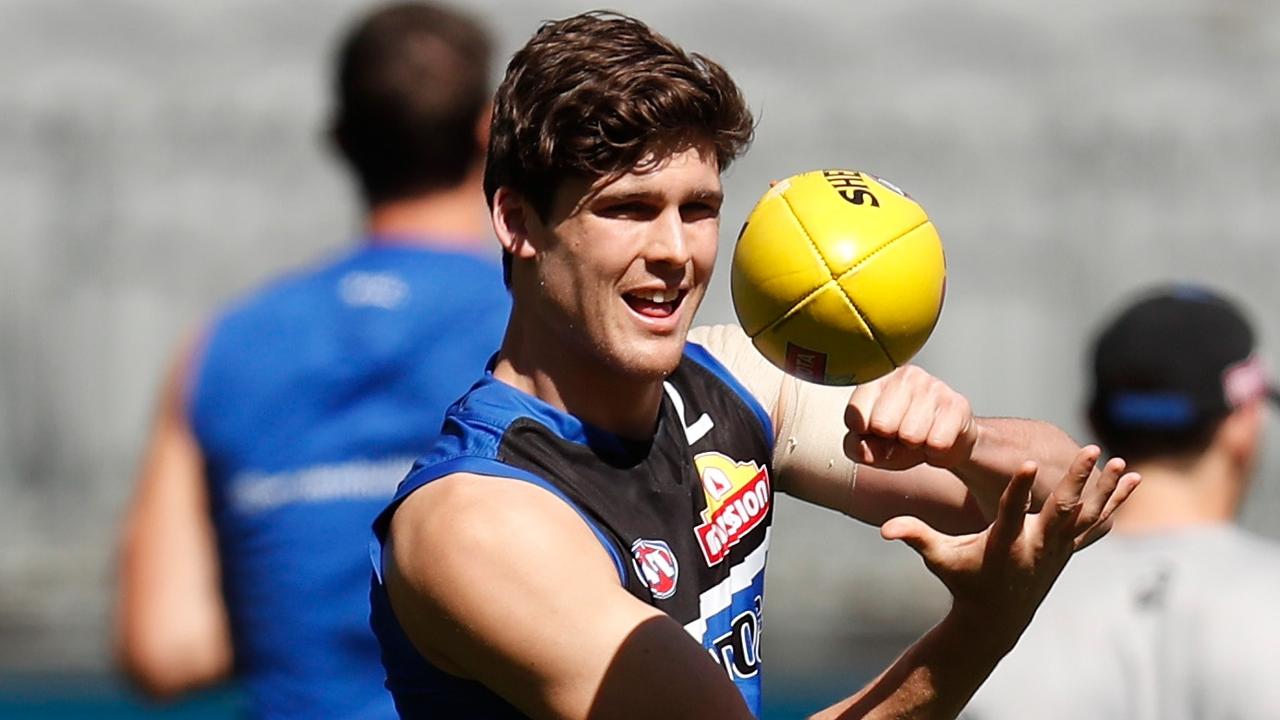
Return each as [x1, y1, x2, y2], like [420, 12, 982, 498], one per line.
[330, 1, 492, 207]
[484, 9, 754, 227]
[1088, 284, 1279, 472]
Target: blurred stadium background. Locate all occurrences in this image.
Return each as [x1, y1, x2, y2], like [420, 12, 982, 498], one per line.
[2, 0, 1279, 717]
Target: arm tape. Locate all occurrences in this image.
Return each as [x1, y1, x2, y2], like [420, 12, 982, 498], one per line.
[687, 325, 858, 509]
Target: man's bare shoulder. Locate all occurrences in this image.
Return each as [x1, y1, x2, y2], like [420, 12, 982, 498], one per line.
[382, 472, 755, 718]
[386, 472, 619, 590]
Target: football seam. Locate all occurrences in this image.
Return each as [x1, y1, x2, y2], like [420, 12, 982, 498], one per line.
[778, 192, 838, 281]
[829, 219, 931, 366]
[745, 193, 844, 339]
[831, 278, 897, 370]
[833, 219, 933, 368]
[834, 219, 931, 284]
[775, 193, 925, 369]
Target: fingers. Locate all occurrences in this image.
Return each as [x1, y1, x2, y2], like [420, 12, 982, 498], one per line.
[926, 401, 972, 453]
[1074, 471, 1142, 550]
[1074, 517, 1113, 552]
[842, 436, 894, 465]
[844, 379, 884, 463]
[844, 367, 975, 465]
[845, 379, 882, 434]
[866, 374, 915, 440]
[1077, 457, 1127, 527]
[897, 393, 939, 447]
[1039, 445, 1101, 536]
[988, 461, 1037, 551]
[1098, 471, 1142, 523]
[881, 515, 947, 565]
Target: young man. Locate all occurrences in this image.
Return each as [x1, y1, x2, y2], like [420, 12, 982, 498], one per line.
[964, 285, 1280, 720]
[116, 4, 510, 718]
[370, 11, 1139, 719]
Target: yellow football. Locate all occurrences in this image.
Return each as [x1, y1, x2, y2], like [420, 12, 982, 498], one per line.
[730, 169, 946, 386]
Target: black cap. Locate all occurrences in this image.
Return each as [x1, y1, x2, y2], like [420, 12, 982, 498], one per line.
[1090, 284, 1279, 433]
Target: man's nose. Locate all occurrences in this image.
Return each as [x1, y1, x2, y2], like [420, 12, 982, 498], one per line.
[646, 209, 693, 266]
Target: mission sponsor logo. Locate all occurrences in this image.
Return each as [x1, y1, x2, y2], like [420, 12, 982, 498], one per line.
[693, 452, 772, 566]
[631, 538, 679, 600]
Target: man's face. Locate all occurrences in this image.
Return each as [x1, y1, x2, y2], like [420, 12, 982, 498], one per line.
[526, 142, 722, 381]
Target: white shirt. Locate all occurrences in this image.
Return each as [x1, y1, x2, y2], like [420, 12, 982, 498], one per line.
[964, 525, 1280, 720]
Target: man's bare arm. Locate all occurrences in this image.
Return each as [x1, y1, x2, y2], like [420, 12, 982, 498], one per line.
[116, 340, 233, 697]
[383, 473, 754, 719]
[386, 452, 1137, 719]
[687, 325, 1058, 533]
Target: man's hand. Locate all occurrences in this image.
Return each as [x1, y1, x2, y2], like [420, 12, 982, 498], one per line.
[880, 445, 1141, 643]
[843, 365, 977, 471]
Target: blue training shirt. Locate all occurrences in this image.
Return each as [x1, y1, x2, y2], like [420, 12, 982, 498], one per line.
[189, 240, 509, 720]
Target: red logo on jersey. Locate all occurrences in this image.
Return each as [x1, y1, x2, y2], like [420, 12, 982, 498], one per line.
[631, 539, 679, 599]
[694, 453, 772, 566]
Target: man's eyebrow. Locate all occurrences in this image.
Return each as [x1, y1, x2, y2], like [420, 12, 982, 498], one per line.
[589, 187, 724, 207]
[687, 189, 724, 203]
[593, 189, 660, 203]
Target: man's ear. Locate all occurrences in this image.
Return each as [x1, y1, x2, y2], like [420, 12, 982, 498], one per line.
[492, 187, 538, 261]
[1220, 400, 1264, 466]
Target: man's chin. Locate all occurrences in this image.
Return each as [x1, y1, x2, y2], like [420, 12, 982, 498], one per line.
[614, 334, 688, 380]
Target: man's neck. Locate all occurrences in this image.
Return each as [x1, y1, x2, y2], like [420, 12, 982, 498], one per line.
[492, 316, 667, 441]
[365, 178, 490, 249]
[1112, 451, 1243, 534]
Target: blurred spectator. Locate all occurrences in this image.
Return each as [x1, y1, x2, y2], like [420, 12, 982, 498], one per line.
[964, 284, 1280, 720]
[114, 3, 509, 718]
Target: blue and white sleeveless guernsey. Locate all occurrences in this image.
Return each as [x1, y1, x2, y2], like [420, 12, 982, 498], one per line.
[370, 343, 776, 717]
[190, 239, 509, 720]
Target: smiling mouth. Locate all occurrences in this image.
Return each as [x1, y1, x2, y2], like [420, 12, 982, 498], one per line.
[623, 288, 688, 319]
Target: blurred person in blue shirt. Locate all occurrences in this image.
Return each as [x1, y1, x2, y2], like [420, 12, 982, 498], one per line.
[115, 4, 509, 718]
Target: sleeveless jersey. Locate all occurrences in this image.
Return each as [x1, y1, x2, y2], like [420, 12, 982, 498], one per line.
[190, 241, 509, 720]
[370, 343, 776, 717]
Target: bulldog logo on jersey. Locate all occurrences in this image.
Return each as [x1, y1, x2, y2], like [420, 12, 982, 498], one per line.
[693, 452, 772, 566]
[631, 538, 679, 600]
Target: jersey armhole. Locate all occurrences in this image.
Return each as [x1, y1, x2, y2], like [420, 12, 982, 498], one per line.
[180, 324, 217, 432]
[370, 456, 628, 587]
[683, 342, 776, 450]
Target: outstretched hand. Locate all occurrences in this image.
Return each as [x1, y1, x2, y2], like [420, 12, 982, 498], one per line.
[880, 445, 1140, 635]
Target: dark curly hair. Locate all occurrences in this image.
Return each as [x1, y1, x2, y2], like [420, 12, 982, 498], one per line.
[484, 11, 755, 219]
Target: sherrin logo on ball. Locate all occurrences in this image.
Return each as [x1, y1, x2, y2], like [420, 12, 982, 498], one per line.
[730, 169, 947, 386]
